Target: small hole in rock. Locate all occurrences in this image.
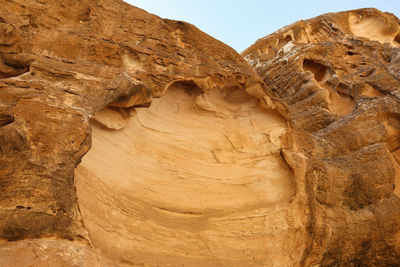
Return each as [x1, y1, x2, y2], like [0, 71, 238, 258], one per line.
[277, 35, 293, 50]
[303, 59, 327, 82]
[394, 30, 400, 45]
[0, 56, 31, 79]
[0, 114, 14, 127]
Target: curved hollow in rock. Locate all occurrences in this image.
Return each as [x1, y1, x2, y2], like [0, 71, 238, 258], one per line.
[348, 13, 400, 46]
[302, 59, 327, 82]
[75, 82, 297, 265]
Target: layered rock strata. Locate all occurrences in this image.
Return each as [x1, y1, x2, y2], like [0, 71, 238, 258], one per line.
[76, 81, 299, 266]
[243, 8, 400, 266]
[0, 0, 400, 266]
[0, 0, 263, 265]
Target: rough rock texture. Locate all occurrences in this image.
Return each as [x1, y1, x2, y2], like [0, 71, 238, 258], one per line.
[0, 0, 263, 265]
[243, 8, 400, 266]
[0, 239, 109, 267]
[1, 0, 400, 266]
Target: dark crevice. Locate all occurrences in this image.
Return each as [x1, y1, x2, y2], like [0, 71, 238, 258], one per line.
[172, 80, 202, 95]
[0, 55, 31, 79]
[0, 114, 14, 127]
[277, 35, 293, 50]
[15, 206, 31, 210]
[0, 70, 29, 79]
[394, 30, 400, 45]
[303, 59, 327, 82]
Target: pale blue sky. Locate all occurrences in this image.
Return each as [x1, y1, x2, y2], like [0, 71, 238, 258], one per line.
[125, 0, 400, 52]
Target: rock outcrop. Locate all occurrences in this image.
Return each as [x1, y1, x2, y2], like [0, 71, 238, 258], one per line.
[0, 0, 400, 266]
[243, 8, 400, 266]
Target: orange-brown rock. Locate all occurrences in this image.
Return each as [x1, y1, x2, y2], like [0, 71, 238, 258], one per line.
[0, 0, 263, 265]
[243, 8, 400, 266]
[1, 0, 400, 266]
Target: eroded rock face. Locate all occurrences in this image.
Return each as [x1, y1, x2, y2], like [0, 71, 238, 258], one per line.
[0, 239, 109, 267]
[1, 1, 400, 266]
[0, 0, 262, 265]
[243, 7, 400, 266]
[75, 82, 300, 266]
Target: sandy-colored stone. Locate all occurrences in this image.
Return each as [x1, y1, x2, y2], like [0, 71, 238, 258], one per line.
[243, 7, 400, 266]
[1, 1, 400, 266]
[76, 82, 299, 266]
[0, 0, 261, 243]
[0, 239, 109, 266]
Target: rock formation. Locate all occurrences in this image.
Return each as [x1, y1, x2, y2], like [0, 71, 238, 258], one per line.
[243, 9, 400, 266]
[0, 0, 399, 266]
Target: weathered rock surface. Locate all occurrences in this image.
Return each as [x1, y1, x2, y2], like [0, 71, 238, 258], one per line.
[0, 0, 400, 266]
[243, 8, 400, 266]
[76, 82, 298, 266]
[0, 239, 109, 267]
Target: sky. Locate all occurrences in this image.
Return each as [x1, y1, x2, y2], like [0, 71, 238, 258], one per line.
[125, 0, 400, 52]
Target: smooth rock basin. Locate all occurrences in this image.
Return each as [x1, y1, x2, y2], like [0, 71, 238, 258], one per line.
[75, 83, 298, 266]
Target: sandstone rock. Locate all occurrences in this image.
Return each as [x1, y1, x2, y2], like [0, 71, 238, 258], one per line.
[243, 7, 400, 266]
[0, 239, 110, 267]
[0, 0, 260, 238]
[76, 82, 297, 266]
[0, 0, 263, 265]
[1, 0, 400, 266]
